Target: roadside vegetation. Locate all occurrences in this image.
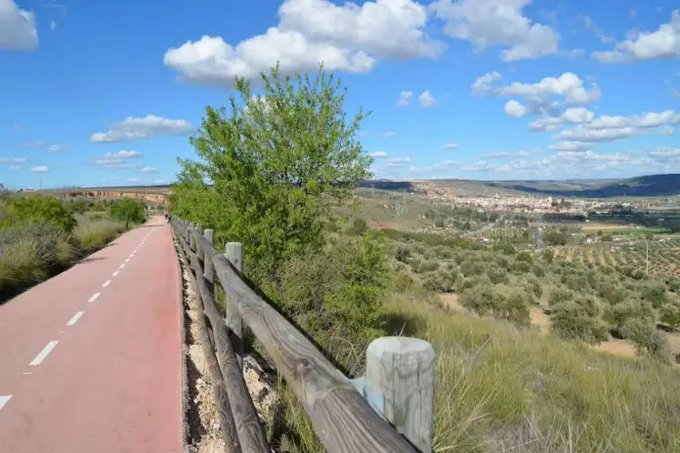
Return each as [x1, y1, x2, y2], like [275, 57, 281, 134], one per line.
[0, 194, 146, 300]
[170, 66, 680, 452]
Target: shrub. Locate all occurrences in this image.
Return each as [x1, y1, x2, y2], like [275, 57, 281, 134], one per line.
[2, 195, 76, 232]
[542, 248, 555, 263]
[516, 251, 533, 263]
[544, 229, 568, 246]
[640, 281, 668, 308]
[603, 299, 655, 333]
[395, 244, 411, 263]
[460, 258, 486, 276]
[486, 265, 508, 284]
[621, 318, 667, 357]
[74, 218, 125, 249]
[549, 286, 573, 306]
[551, 301, 609, 343]
[460, 284, 530, 326]
[276, 234, 390, 365]
[423, 270, 457, 293]
[660, 303, 680, 329]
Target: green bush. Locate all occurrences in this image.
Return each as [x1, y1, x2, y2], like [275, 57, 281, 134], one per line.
[460, 284, 530, 326]
[549, 286, 573, 306]
[660, 303, 680, 329]
[621, 318, 667, 357]
[551, 301, 608, 343]
[603, 299, 655, 333]
[640, 281, 667, 308]
[74, 218, 125, 249]
[1, 195, 76, 232]
[276, 234, 390, 369]
[395, 244, 411, 263]
[110, 199, 146, 229]
[423, 270, 458, 293]
[544, 229, 568, 246]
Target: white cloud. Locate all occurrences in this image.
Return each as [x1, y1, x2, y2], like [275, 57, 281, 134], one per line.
[586, 110, 680, 130]
[431, 0, 559, 61]
[593, 10, 680, 63]
[485, 149, 532, 158]
[648, 148, 680, 158]
[384, 130, 397, 138]
[141, 166, 159, 173]
[47, 144, 65, 152]
[0, 157, 27, 163]
[30, 166, 48, 172]
[165, 0, 443, 86]
[528, 107, 594, 131]
[472, 71, 601, 116]
[556, 126, 636, 142]
[370, 151, 388, 158]
[397, 90, 413, 106]
[114, 150, 143, 158]
[91, 115, 192, 143]
[49, 19, 56, 32]
[549, 141, 591, 152]
[0, 0, 38, 51]
[9, 165, 21, 170]
[387, 156, 411, 167]
[504, 100, 527, 117]
[418, 89, 435, 107]
[442, 143, 459, 150]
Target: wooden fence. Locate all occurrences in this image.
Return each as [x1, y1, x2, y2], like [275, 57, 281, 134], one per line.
[172, 217, 434, 453]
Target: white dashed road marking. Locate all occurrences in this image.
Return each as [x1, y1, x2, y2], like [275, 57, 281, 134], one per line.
[0, 395, 12, 412]
[112, 271, 119, 277]
[66, 311, 84, 327]
[125, 258, 130, 263]
[102, 280, 111, 288]
[87, 292, 100, 303]
[119, 264, 125, 269]
[30, 341, 58, 366]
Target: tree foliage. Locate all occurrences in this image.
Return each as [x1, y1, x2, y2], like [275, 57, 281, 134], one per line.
[109, 199, 146, 229]
[170, 67, 371, 281]
[1, 195, 76, 232]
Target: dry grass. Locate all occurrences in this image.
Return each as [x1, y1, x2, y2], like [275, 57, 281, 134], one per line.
[73, 217, 125, 249]
[385, 292, 680, 453]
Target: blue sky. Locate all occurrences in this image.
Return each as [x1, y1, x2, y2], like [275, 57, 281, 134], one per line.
[1, 0, 679, 189]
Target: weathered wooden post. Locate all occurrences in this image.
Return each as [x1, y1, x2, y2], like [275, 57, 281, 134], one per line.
[203, 229, 214, 288]
[364, 337, 435, 452]
[224, 242, 244, 368]
[188, 222, 196, 251]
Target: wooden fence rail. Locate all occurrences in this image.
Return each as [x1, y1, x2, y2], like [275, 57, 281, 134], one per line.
[171, 217, 434, 453]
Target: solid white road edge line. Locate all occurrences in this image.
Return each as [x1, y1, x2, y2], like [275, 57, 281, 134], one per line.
[102, 279, 111, 288]
[29, 341, 58, 366]
[66, 311, 84, 327]
[87, 292, 100, 303]
[0, 395, 12, 411]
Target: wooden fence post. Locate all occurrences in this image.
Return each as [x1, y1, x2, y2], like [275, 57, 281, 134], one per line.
[365, 337, 435, 452]
[189, 223, 196, 251]
[224, 242, 244, 368]
[203, 229, 214, 288]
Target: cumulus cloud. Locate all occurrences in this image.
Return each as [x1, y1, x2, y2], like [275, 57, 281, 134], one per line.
[418, 90, 435, 107]
[0, 157, 27, 163]
[141, 166, 159, 173]
[165, 0, 444, 86]
[397, 90, 413, 106]
[30, 166, 48, 172]
[0, 0, 38, 51]
[472, 71, 601, 111]
[528, 107, 594, 131]
[9, 165, 21, 170]
[442, 143, 459, 150]
[504, 100, 527, 117]
[431, 0, 559, 61]
[593, 10, 680, 62]
[370, 150, 388, 158]
[91, 115, 192, 143]
[384, 130, 397, 137]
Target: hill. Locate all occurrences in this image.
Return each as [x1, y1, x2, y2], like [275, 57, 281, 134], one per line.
[485, 174, 680, 198]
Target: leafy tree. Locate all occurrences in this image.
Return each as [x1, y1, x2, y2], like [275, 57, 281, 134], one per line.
[110, 199, 146, 229]
[1, 195, 76, 232]
[544, 229, 568, 246]
[170, 67, 371, 281]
